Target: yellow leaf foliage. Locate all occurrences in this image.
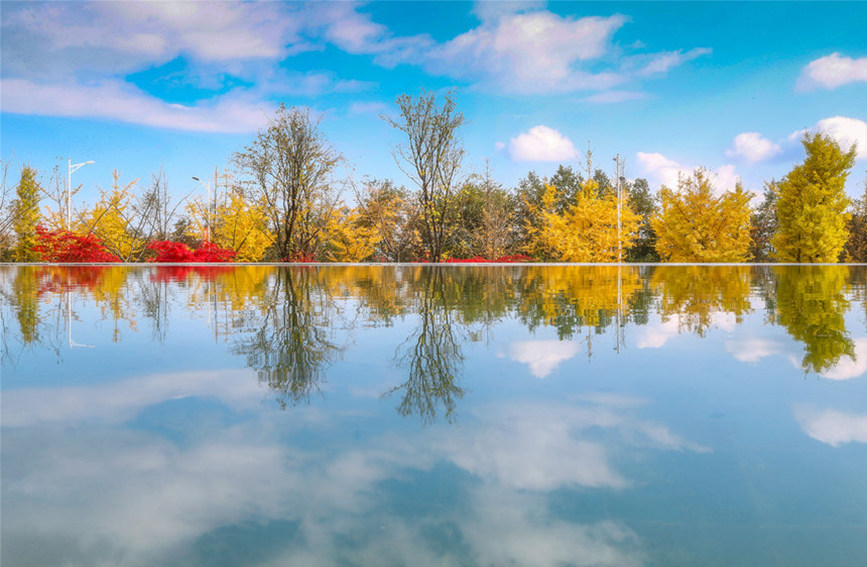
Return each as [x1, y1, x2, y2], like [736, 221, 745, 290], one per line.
[323, 207, 381, 262]
[213, 191, 275, 262]
[85, 172, 145, 261]
[651, 170, 752, 263]
[527, 180, 640, 262]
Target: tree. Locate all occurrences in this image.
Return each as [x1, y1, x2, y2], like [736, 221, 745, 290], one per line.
[624, 178, 660, 262]
[33, 227, 119, 262]
[773, 133, 856, 263]
[384, 90, 467, 262]
[85, 171, 150, 261]
[211, 189, 274, 261]
[651, 170, 753, 262]
[354, 178, 420, 261]
[844, 177, 867, 262]
[0, 158, 15, 260]
[234, 104, 342, 260]
[527, 178, 641, 262]
[322, 206, 380, 262]
[12, 165, 42, 262]
[749, 181, 779, 262]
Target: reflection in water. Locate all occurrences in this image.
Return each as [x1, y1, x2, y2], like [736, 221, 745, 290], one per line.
[774, 265, 854, 374]
[3, 265, 867, 566]
[387, 267, 466, 424]
[3, 265, 867, 413]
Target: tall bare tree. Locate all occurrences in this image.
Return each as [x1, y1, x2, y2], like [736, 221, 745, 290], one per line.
[234, 104, 342, 260]
[384, 90, 467, 262]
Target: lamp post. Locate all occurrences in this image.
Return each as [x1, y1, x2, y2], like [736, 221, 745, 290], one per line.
[68, 159, 94, 229]
[192, 176, 211, 242]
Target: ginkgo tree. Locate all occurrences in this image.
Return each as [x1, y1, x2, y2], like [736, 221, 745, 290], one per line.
[526, 178, 640, 262]
[651, 170, 753, 263]
[773, 133, 856, 263]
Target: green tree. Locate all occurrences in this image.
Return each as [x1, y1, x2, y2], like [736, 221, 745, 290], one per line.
[773, 133, 856, 263]
[12, 165, 42, 262]
[624, 177, 660, 262]
[749, 181, 779, 262]
[652, 170, 753, 262]
[843, 177, 867, 262]
[384, 90, 467, 262]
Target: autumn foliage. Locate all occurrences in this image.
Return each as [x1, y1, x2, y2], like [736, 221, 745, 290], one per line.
[147, 240, 236, 262]
[33, 227, 120, 262]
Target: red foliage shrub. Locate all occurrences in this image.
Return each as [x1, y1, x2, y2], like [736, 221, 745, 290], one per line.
[147, 240, 235, 263]
[32, 227, 120, 263]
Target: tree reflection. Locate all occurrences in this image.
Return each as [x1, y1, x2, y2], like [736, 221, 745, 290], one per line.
[774, 265, 854, 374]
[386, 267, 466, 424]
[651, 266, 752, 336]
[231, 268, 341, 408]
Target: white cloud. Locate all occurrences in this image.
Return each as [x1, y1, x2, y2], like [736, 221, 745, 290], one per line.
[819, 337, 867, 380]
[815, 116, 867, 160]
[1, 369, 266, 427]
[0, 78, 271, 133]
[631, 48, 712, 78]
[578, 90, 647, 104]
[424, 11, 628, 94]
[494, 141, 506, 151]
[725, 132, 783, 163]
[636, 317, 681, 349]
[725, 337, 783, 363]
[472, 1, 547, 22]
[798, 53, 867, 90]
[636, 151, 740, 193]
[509, 125, 579, 162]
[794, 405, 867, 447]
[508, 340, 581, 378]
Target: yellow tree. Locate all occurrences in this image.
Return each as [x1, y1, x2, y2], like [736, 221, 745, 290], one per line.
[12, 165, 42, 261]
[323, 206, 380, 262]
[773, 133, 856, 263]
[528, 179, 640, 262]
[85, 171, 147, 261]
[652, 170, 752, 262]
[211, 190, 274, 261]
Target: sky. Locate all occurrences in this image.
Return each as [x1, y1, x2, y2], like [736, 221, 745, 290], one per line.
[1, 0, 866, 210]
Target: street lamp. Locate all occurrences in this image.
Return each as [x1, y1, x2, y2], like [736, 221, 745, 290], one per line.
[68, 159, 94, 229]
[192, 176, 211, 242]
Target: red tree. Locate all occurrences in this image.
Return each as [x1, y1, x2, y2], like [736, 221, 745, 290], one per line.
[147, 240, 235, 262]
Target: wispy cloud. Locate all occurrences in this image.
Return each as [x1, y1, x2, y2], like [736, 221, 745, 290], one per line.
[0, 78, 272, 133]
[578, 90, 647, 104]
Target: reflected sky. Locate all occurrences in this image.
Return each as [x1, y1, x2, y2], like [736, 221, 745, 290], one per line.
[2, 265, 867, 566]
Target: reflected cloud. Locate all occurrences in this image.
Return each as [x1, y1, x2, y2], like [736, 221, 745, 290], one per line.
[819, 337, 867, 380]
[725, 337, 783, 363]
[1, 369, 266, 427]
[794, 405, 867, 447]
[435, 400, 708, 491]
[508, 340, 581, 378]
[636, 318, 680, 349]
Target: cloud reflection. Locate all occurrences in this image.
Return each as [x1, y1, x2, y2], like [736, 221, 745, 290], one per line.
[794, 405, 867, 447]
[508, 340, 581, 378]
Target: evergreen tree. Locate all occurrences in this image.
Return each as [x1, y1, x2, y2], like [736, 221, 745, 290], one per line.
[773, 133, 856, 263]
[12, 165, 42, 262]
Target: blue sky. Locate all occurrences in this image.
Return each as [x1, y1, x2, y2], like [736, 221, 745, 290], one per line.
[2, 0, 866, 210]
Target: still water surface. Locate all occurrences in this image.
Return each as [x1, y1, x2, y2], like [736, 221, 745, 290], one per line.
[1, 265, 866, 566]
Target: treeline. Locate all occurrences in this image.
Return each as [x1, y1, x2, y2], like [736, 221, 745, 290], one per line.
[1, 92, 863, 263]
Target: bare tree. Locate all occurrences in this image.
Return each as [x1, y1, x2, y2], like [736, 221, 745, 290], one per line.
[384, 90, 467, 262]
[0, 158, 14, 258]
[233, 104, 342, 260]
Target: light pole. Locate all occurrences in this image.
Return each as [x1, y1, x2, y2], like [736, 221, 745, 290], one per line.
[192, 176, 211, 242]
[68, 159, 94, 229]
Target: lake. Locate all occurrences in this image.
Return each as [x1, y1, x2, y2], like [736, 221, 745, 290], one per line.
[2, 264, 866, 566]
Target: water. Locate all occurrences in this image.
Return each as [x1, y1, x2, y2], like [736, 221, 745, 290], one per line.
[1, 264, 866, 566]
